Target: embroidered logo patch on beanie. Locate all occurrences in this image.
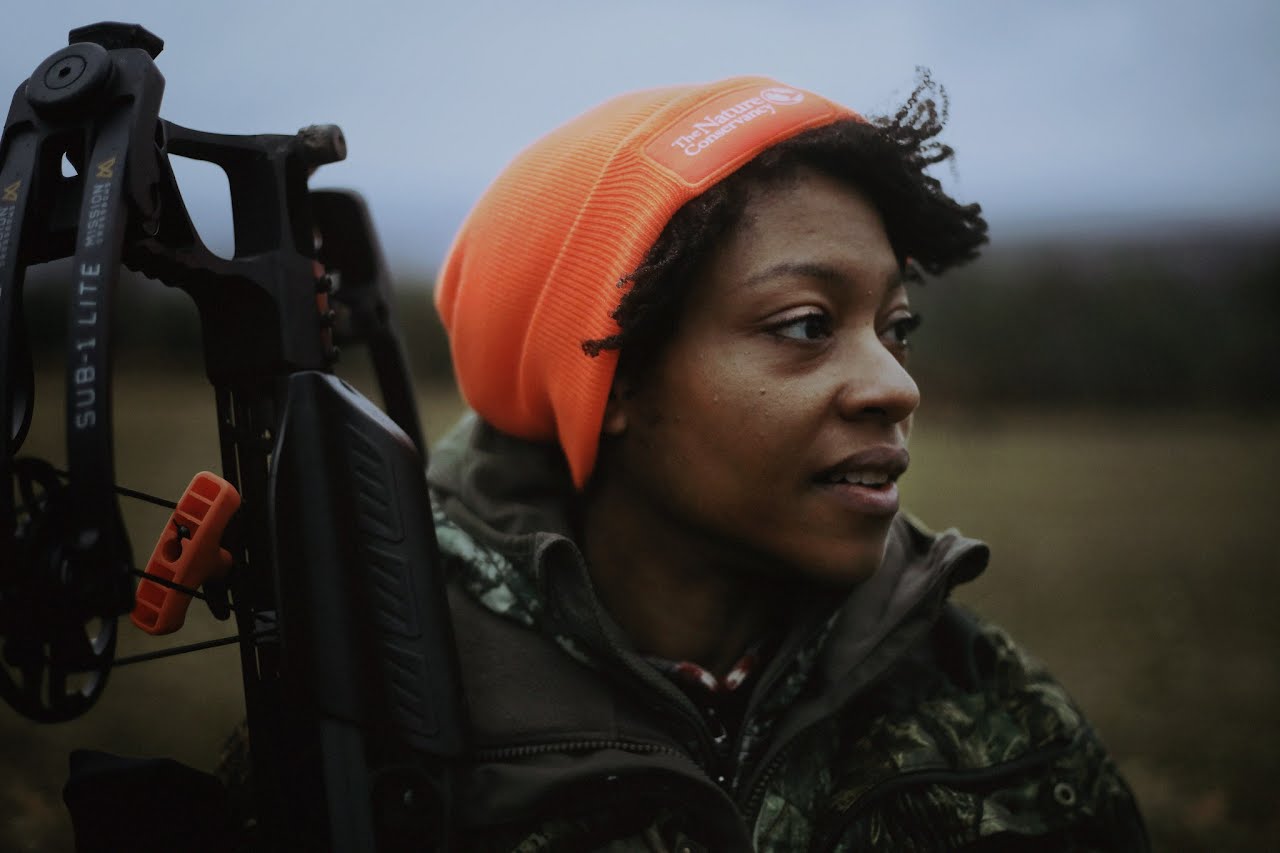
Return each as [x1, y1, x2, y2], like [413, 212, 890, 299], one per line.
[644, 83, 838, 185]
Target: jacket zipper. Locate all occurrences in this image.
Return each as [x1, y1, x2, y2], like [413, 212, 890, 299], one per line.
[539, 539, 726, 778]
[473, 738, 691, 763]
[723, 601, 846, 801]
[735, 631, 909, 819]
[815, 740, 1074, 852]
[474, 737, 757, 851]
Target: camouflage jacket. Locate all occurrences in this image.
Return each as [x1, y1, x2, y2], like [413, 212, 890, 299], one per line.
[429, 415, 1148, 852]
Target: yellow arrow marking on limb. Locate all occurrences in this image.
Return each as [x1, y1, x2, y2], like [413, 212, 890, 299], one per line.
[2, 180, 19, 202]
[95, 157, 116, 179]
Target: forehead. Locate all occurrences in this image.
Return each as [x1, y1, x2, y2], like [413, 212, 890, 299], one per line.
[712, 168, 901, 293]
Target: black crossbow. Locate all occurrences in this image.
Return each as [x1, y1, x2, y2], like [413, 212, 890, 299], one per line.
[0, 22, 467, 851]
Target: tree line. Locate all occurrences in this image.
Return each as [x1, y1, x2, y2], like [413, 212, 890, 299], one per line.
[16, 227, 1279, 412]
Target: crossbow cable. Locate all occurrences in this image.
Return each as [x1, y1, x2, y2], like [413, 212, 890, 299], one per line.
[0, 26, 165, 721]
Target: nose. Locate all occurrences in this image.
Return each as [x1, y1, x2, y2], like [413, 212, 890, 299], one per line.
[834, 336, 920, 424]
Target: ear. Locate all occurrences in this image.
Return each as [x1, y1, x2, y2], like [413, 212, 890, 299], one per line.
[601, 380, 631, 436]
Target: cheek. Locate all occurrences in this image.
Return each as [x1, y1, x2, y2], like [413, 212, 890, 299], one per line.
[629, 364, 773, 488]
[679, 359, 787, 444]
[669, 386, 811, 524]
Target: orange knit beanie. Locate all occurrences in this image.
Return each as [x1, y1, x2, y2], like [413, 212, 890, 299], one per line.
[434, 76, 860, 488]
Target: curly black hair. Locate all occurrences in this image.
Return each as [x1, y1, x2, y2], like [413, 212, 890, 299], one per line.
[581, 70, 988, 382]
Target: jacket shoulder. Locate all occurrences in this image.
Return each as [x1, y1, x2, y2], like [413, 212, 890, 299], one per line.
[811, 604, 1149, 850]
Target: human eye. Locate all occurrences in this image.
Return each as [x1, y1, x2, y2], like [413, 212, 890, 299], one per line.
[767, 309, 833, 342]
[881, 312, 922, 353]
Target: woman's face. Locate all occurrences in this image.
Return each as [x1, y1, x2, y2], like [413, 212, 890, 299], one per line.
[601, 167, 919, 585]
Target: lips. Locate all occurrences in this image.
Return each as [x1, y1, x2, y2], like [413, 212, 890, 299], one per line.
[813, 446, 909, 517]
[816, 446, 910, 484]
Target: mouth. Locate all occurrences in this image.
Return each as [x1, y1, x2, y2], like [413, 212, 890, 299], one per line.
[818, 469, 898, 488]
[812, 446, 909, 516]
[815, 446, 909, 486]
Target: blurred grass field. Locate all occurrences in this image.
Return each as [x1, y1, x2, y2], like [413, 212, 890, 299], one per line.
[2, 368, 1277, 851]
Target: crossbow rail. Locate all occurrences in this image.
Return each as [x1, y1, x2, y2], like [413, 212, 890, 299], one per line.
[0, 22, 466, 851]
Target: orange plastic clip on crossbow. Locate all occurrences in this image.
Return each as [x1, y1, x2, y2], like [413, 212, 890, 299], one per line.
[130, 472, 241, 635]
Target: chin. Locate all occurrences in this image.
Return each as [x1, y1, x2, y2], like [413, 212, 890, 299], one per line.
[811, 554, 884, 588]
[776, 534, 891, 589]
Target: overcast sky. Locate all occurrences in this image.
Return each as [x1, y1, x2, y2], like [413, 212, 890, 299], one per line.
[6, 1, 1278, 272]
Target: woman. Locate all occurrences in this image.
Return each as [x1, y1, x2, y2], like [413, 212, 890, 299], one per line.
[430, 73, 1147, 851]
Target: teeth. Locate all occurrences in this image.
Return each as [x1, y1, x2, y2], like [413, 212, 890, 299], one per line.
[825, 470, 891, 486]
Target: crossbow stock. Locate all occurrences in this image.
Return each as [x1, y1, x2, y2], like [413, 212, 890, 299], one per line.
[0, 22, 466, 851]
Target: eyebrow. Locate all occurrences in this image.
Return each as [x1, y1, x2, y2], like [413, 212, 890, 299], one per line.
[741, 260, 905, 294]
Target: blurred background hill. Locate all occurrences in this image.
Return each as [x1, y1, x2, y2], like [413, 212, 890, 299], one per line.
[19, 222, 1280, 414]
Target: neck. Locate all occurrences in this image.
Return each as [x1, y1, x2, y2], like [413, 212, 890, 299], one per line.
[579, 476, 786, 676]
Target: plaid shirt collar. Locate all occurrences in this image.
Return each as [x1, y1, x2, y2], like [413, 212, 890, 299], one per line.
[644, 640, 765, 696]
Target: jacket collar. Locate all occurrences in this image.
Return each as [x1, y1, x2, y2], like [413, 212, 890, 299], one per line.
[429, 411, 988, 686]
